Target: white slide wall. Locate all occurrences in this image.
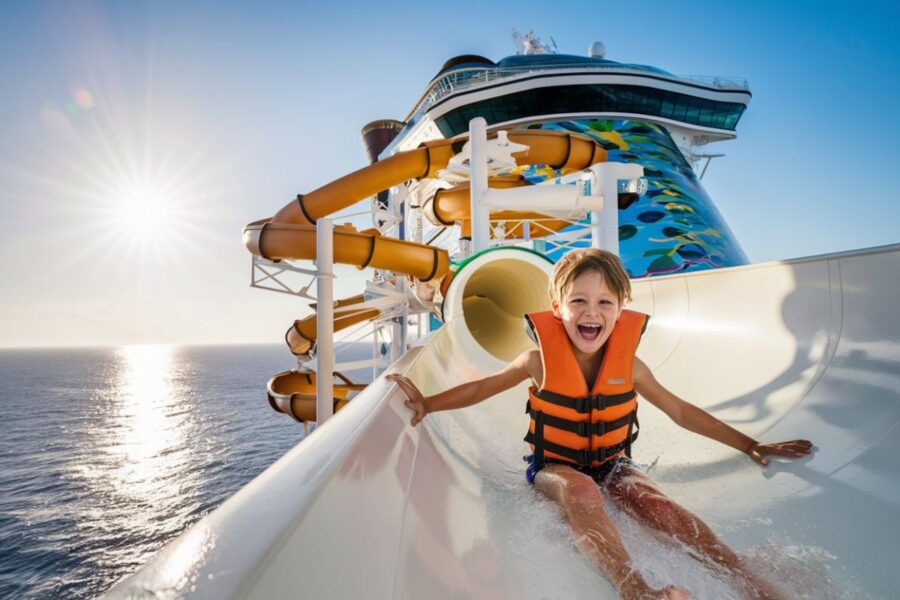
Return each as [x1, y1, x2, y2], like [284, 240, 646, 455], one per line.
[106, 244, 900, 599]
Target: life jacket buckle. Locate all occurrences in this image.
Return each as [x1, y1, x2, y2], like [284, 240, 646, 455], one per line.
[575, 421, 590, 437]
[592, 394, 607, 410]
[574, 396, 591, 413]
[577, 449, 593, 466]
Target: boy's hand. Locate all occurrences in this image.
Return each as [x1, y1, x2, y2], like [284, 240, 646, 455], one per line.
[387, 374, 428, 426]
[747, 439, 813, 466]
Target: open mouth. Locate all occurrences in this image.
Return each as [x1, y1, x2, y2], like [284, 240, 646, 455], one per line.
[577, 324, 602, 341]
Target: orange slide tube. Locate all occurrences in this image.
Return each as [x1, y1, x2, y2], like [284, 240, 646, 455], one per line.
[249, 130, 607, 422]
[270, 130, 607, 226]
[267, 369, 367, 423]
[243, 222, 450, 282]
[286, 294, 380, 356]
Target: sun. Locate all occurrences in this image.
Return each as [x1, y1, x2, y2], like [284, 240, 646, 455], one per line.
[30, 79, 221, 270]
[113, 178, 177, 241]
[67, 147, 210, 269]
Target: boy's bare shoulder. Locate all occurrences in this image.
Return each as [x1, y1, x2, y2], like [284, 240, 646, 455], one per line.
[632, 356, 654, 383]
[511, 348, 543, 385]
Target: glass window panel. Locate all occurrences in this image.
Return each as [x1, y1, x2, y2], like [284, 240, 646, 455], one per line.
[438, 85, 745, 135]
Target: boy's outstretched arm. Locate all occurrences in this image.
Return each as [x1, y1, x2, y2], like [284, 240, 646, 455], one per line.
[633, 358, 813, 466]
[388, 350, 538, 427]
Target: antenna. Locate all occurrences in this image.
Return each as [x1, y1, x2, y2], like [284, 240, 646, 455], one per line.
[511, 28, 523, 54]
[510, 28, 558, 55]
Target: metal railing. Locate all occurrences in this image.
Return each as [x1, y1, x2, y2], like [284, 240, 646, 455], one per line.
[404, 64, 749, 126]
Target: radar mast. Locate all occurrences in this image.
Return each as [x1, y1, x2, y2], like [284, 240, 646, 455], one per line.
[511, 28, 558, 55]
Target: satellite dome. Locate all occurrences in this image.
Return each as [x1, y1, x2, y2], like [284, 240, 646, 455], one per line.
[588, 41, 606, 59]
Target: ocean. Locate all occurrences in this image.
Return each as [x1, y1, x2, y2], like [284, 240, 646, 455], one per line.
[0, 343, 374, 599]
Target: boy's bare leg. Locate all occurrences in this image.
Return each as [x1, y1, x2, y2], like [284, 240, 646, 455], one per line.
[535, 464, 689, 600]
[607, 466, 781, 600]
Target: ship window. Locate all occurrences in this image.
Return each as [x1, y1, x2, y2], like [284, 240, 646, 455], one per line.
[685, 102, 700, 122]
[433, 84, 746, 136]
[661, 95, 675, 120]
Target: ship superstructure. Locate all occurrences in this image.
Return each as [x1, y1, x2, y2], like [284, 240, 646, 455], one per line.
[374, 43, 752, 278]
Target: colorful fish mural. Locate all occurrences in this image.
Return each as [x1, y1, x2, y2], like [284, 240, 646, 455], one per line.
[500, 119, 748, 277]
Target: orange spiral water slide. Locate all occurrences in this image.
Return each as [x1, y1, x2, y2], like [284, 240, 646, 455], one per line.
[245, 130, 607, 421]
[243, 130, 607, 280]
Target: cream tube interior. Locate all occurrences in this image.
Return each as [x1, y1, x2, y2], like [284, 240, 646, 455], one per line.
[443, 249, 553, 362]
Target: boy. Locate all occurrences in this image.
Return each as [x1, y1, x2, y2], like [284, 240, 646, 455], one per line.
[388, 248, 812, 600]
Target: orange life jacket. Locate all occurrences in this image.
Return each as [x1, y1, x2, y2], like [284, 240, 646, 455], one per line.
[524, 309, 649, 470]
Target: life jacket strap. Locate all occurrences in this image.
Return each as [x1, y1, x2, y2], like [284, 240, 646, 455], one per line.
[626, 412, 639, 458]
[535, 410, 635, 438]
[525, 428, 638, 467]
[533, 411, 546, 470]
[533, 388, 636, 413]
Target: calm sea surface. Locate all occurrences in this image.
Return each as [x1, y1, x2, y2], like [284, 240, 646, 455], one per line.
[0, 344, 373, 599]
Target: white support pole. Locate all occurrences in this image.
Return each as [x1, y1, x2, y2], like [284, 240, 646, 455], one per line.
[399, 193, 409, 354]
[418, 311, 430, 338]
[588, 163, 644, 255]
[373, 325, 386, 381]
[469, 117, 490, 254]
[589, 210, 608, 252]
[315, 218, 334, 425]
[391, 279, 405, 362]
[391, 318, 402, 362]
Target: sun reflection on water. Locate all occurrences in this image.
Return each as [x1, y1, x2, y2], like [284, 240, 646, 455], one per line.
[72, 342, 206, 554]
[108, 344, 191, 501]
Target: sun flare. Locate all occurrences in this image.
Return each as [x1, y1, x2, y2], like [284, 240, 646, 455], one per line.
[113, 179, 177, 240]
[36, 83, 221, 268]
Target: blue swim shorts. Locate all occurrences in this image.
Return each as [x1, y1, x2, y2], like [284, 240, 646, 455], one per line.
[524, 454, 634, 486]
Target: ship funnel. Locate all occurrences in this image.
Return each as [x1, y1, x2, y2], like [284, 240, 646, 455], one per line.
[361, 119, 406, 217]
[442, 248, 553, 362]
[361, 119, 405, 164]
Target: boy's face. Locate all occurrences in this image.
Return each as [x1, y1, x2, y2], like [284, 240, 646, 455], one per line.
[552, 270, 623, 358]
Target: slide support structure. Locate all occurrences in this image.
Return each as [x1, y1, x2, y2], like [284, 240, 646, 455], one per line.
[469, 117, 490, 254]
[315, 218, 335, 425]
[588, 162, 645, 255]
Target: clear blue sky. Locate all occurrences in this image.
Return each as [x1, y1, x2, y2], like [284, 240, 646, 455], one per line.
[1, 0, 898, 348]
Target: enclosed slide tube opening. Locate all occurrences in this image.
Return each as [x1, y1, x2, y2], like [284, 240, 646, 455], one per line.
[106, 244, 900, 599]
[442, 248, 552, 362]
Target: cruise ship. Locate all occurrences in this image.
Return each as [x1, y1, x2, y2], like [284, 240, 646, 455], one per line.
[106, 35, 900, 599]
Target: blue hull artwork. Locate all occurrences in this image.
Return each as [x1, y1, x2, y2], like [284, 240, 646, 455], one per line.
[506, 119, 748, 278]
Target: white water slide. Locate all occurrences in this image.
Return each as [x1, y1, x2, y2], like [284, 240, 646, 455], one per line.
[107, 244, 900, 599]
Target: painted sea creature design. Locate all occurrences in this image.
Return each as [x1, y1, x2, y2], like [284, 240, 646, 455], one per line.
[500, 119, 748, 277]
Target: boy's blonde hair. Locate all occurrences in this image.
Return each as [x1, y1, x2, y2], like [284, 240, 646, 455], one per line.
[549, 248, 632, 305]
